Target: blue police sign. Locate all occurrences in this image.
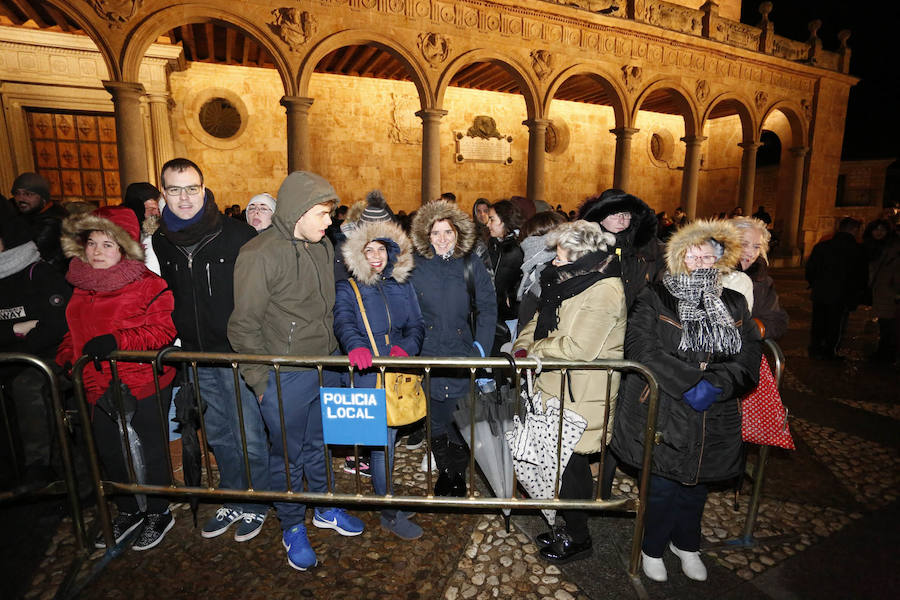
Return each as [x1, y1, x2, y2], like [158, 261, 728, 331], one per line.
[320, 387, 388, 446]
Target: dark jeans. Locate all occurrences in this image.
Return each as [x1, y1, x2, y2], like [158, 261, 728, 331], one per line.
[6, 367, 54, 468]
[641, 474, 708, 557]
[559, 453, 593, 543]
[91, 385, 173, 514]
[809, 301, 849, 357]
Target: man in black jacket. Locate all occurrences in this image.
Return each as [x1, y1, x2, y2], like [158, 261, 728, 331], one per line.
[805, 217, 868, 359]
[10, 172, 68, 272]
[152, 158, 270, 542]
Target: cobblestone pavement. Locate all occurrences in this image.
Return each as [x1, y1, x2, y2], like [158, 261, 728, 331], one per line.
[12, 268, 900, 599]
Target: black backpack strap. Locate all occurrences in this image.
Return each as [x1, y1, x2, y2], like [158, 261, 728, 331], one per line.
[463, 254, 477, 337]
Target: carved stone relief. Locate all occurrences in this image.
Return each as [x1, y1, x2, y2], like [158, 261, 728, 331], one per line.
[800, 98, 812, 121]
[456, 116, 512, 164]
[715, 21, 761, 52]
[387, 93, 422, 145]
[695, 79, 709, 104]
[88, 0, 142, 28]
[530, 49, 553, 81]
[646, 1, 702, 36]
[417, 33, 450, 68]
[755, 91, 768, 111]
[622, 65, 643, 94]
[270, 8, 317, 52]
[541, 1, 622, 16]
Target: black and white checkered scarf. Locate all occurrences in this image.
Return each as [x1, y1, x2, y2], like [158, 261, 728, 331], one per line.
[663, 268, 742, 355]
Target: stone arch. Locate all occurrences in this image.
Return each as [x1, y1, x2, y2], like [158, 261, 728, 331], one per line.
[297, 31, 433, 110]
[543, 64, 628, 128]
[436, 50, 540, 120]
[631, 79, 699, 136]
[701, 92, 757, 143]
[44, 0, 120, 80]
[121, 4, 294, 94]
[760, 101, 808, 148]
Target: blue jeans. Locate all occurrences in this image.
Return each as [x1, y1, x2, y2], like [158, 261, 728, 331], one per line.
[370, 428, 398, 517]
[258, 369, 338, 531]
[193, 366, 270, 514]
[641, 475, 708, 557]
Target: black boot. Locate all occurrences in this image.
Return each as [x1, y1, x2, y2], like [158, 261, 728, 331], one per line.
[539, 527, 593, 564]
[448, 441, 469, 497]
[431, 435, 453, 496]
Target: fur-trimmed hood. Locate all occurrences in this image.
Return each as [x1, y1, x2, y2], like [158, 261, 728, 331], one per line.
[410, 200, 475, 259]
[61, 206, 144, 263]
[341, 220, 414, 285]
[578, 190, 658, 249]
[665, 219, 742, 275]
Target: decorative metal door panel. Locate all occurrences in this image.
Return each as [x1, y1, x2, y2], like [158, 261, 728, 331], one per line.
[26, 109, 120, 205]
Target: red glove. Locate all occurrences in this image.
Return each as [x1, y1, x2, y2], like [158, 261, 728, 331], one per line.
[348, 347, 373, 370]
[514, 349, 528, 358]
[389, 346, 408, 357]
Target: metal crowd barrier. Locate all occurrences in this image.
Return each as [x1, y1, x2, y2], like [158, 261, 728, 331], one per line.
[70, 349, 661, 585]
[0, 353, 88, 548]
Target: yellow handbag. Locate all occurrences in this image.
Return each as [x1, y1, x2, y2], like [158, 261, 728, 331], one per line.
[348, 279, 427, 427]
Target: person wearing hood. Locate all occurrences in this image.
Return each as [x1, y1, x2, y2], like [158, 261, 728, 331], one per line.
[9, 172, 68, 272]
[228, 171, 365, 572]
[152, 158, 271, 544]
[513, 220, 627, 564]
[409, 200, 497, 497]
[246, 193, 276, 232]
[333, 220, 425, 540]
[333, 190, 393, 282]
[610, 219, 761, 584]
[732, 217, 789, 340]
[57, 206, 177, 551]
[0, 211, 71, 481]
[578, 189, 665, 311]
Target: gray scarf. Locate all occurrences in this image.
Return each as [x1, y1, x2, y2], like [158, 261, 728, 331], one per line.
[0, 241, 41, 279]
[517, 234, 555, 300]
[663, 268, 742, 355]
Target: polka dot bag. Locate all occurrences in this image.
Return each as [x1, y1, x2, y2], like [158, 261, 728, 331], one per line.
[741, 355, 795, 450]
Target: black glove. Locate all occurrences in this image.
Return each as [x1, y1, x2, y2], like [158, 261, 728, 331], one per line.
[82, 334, 117, 360]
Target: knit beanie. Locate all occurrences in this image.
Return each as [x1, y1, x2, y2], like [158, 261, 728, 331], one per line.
[11, 172, 51, 203]
[247, 193, 276, 213]
[360, 189, 393, 223]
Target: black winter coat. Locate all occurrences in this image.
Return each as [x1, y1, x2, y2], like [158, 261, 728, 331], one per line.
[740, 257, 789, 340]
[487, 234, 524, 323]
[0, 256, 71, 359]
[14, 203, 68, 272]
[611, 283, 761, 484]
[152, 215, 256, 352]
[409, 253, 497, 400]
[805, 231, 868, 308]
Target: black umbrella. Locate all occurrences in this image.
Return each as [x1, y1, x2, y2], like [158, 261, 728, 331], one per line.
[96, 381, 148, 514]
[172, 380, 204, 526]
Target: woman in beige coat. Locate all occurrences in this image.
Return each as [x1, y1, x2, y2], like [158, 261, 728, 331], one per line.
[513, 220, 626, 564]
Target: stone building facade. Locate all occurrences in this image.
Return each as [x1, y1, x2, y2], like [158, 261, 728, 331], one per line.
[0, 1, 863, 261]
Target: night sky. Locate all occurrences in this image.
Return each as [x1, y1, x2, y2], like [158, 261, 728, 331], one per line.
[740, 1, 896, 161]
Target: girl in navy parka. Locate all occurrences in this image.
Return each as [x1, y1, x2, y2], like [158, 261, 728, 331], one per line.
[333, 220, 425, 540]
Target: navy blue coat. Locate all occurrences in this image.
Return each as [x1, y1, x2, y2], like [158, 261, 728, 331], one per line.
[409, 253, 497, 400]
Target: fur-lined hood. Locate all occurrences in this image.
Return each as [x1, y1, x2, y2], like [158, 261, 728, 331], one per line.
[665, 219, 742, 275]
[578, 190, 657, 249]
[410, 200, 475, 259]
[61, 206, 144, 263]
[341, 220, 414, 285]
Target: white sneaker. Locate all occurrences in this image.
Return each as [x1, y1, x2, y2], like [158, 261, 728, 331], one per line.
[669, 543, 707, 581]
[420, 451, 436, 473]
[641, 551, 667, 582]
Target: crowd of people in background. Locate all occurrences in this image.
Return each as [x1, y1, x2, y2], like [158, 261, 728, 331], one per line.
[1, 165, 898, 579]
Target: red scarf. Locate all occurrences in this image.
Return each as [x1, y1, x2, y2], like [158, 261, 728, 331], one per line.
[66, 257, 147, 292]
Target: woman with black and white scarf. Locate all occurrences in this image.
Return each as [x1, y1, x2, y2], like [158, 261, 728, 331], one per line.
[610, 219, 761, 583]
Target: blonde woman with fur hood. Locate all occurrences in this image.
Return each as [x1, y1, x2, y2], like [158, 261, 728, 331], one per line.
[333, 220, 425, 540]
[610, 219, 761, 584]
[408, 200, 497, 497]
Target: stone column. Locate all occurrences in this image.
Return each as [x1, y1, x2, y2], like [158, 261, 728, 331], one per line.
[416, 109, 447, 204]
[146, 92, 176, 181]
[103, 80, 149, 189]
[523, 119, 550, 205]
[738, 141, 761, 216]
[281, 96, 314, 173]
[680, 135, 707, 220]
[784, 146, 809, 257]
[610, 127, 639, 191]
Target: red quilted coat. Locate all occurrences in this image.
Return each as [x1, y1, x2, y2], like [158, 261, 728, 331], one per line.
[57, 206, 176, 403]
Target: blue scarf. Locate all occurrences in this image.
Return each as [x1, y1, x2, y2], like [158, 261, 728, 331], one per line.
[162, 201, 206, 232]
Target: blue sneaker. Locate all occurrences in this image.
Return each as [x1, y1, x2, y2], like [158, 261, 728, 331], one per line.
[312, 507, 364, 536]
[282, 524, 317, 571]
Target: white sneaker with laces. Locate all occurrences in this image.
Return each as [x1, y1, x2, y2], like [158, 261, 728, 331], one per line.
[669, 543, 707, 581]
[641, 551, 668, 582]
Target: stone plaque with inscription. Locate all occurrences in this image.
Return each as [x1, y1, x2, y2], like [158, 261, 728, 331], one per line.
[455, 132, 513, 164]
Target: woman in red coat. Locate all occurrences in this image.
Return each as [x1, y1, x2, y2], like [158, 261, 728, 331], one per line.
[57, 206, 176, 551]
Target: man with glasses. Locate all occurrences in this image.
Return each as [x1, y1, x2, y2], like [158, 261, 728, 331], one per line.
[9, 172, 68, 272]
[151, 158, 271, 543]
